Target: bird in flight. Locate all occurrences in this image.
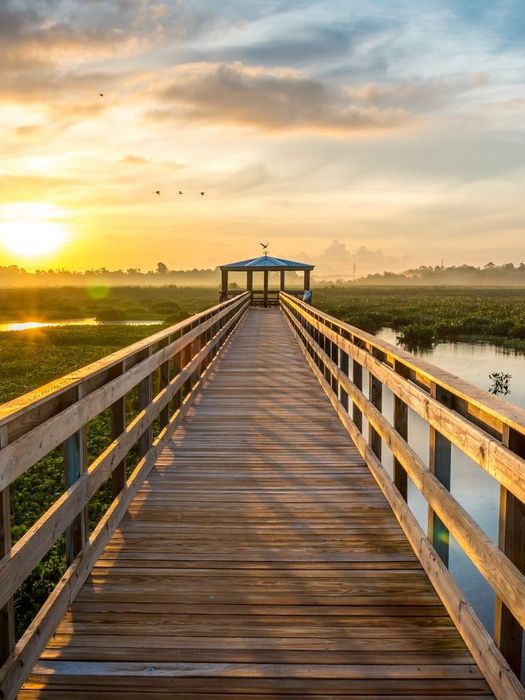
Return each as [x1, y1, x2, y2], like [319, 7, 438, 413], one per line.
[260, 242, 269, 250]
[200, 192, 205, 196]
[155, 190, 160, 195]
[99, 93, 104, 97]
[178, 191, 183, 195]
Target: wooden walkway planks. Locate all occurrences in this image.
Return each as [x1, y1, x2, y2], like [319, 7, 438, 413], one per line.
[21, 309, 493, 698]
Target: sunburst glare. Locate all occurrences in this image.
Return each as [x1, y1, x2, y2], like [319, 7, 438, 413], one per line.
[0, 203, 70, 257]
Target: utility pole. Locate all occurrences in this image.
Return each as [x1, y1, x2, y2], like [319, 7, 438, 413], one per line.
[353, 262, 356, 283]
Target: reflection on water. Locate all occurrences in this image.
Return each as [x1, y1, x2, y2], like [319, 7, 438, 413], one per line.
[376, 328, 525, 632]
[0, 319, 163, 332]
[377, 327, 525, 406]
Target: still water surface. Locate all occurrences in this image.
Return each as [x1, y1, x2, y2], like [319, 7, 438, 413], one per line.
[0, 319, 163, 332]
[375, 328, 525, 632]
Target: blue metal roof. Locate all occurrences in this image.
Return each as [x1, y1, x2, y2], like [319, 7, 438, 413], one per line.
[221, 255, 314, 271]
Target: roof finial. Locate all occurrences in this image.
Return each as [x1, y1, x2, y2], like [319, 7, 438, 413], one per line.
[260, 242, 269, 257]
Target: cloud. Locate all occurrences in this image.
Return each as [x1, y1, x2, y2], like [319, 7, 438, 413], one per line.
[312, 240, 402, 276]
[346, 75, 488, 112]
[0, 174, 82, 203]
[158, 62, 411, 134]
[187, 18, 386, 67]
[0, 1, 156, 105]
[223, 163, 271, 193]
[14, 124, 43, 138]
[121, 154, 150, 166]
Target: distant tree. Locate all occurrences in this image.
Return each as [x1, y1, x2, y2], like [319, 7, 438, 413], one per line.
[156, 262, 169, 274]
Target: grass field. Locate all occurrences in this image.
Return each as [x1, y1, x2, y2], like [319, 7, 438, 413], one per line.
[2, 284, 525, 636]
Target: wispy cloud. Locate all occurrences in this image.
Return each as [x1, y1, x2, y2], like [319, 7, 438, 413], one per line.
[157, 62, 411, 133]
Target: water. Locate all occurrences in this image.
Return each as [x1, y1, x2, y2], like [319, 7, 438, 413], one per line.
[375, 328, 525, 633]
[0, 319, 163, 332]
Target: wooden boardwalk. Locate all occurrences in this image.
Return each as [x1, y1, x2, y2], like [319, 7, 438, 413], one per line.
[21, 309, 492, 698]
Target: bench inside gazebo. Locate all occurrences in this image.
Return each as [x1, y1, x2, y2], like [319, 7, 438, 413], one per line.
[220, 254, 314, 307]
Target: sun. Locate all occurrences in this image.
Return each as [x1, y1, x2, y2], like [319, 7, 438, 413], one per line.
[0, 203, 70, 258]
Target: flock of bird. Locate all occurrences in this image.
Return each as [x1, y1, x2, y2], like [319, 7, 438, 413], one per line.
[155, 190, 205, 196]
[99, 92, 206, 199]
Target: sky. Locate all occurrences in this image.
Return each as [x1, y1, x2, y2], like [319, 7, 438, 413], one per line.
[0, 0, 524, 277]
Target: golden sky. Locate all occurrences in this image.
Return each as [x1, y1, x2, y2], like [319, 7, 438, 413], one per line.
[1, 0, 524, 276]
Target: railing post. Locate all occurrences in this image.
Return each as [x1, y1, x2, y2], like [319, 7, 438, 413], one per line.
[173, 332, 183, 412]
[0, 425, 15, 664]
[201, 318, 211, 372]
[393, 360, 409, 501]
[369, 349, 383, 459]
[109, 361, 127, 499]
[330, 328, 338, 394]
[352, 358, 363, 432]
[428, 382, 452, 566]
[138, 349, 153, 458]
[63, 385, 88, 563]
[159, 354, 170, 430]
[494, 425, 525, 676]
[323, 333, 331, 384]
[183, 328, 194, 397]
[339, 345, 349, 412]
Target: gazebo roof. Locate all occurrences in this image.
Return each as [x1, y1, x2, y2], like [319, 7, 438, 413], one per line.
[220, 255, 314, 272]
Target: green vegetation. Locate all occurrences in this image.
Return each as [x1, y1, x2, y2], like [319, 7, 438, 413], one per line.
[314, 286, 525, 351]
[0, 285, 218, 323]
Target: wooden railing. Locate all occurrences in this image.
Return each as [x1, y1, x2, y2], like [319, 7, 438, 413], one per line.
[223, 289, 305, 307]
[0, 292, 249, 699]
[280, 291, 525, 700]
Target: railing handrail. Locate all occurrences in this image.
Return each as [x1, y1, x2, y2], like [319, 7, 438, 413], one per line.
[281, 292, 525, 438]
[280, 293, 525, 505]
[279, 291, 525, 700]
[0, 293, 250, 429]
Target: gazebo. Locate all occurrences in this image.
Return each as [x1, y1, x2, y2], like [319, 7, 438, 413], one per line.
[220, 254, 314, 307]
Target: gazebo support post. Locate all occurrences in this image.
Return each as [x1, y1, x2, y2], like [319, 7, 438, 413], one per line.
[263, 270, 269, 308]
[221, 270, 228, 301]
[246, 270, 253, 305]
[280, 270, 286, 293]
[304, 269, 311, 296]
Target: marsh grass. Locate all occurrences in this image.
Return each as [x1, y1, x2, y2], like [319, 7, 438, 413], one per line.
[315, 286, 525, 350]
